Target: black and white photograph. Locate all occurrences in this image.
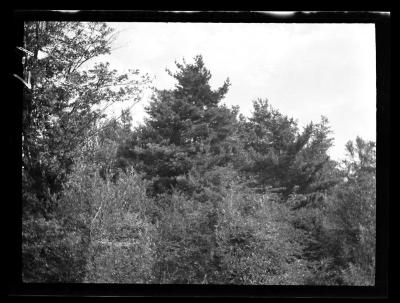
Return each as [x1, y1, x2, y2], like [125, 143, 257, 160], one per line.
[11, 11, 389, 296]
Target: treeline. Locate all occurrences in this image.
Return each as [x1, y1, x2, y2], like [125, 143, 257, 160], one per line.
[21, 22, 376, 285]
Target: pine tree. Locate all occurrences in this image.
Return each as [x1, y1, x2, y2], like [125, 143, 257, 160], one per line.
[237, 99, 334, 196]
[116, 55, 241, 283]
[117, 55, 237, 194]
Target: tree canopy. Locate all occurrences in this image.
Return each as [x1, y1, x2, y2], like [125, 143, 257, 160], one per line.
[20, 23, 376, 286]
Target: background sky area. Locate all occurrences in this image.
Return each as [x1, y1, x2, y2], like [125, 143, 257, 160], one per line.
[94, 22, 376, 161]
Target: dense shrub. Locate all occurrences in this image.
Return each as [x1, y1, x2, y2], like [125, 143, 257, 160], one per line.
[22, 216, 88, 282]
[151, 191, 214, 283]
[57, 158, 158, 283]
[215, 184, 312, 284]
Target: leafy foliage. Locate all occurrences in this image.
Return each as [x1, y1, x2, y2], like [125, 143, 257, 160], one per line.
[326, 137, 376, 285]
[22, 21, 149, 217]
[21, 21, 149, 282]
[21, 29, 376, 285]
[59, 159, 157, 283]
[22, 216, 88, 282]
[215, 184, 312, 284]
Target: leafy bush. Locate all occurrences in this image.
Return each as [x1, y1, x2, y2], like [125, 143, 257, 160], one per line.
[22, 216, 89, 282]
[215, 184, 312, 284]
[151, 191, 215, 283]
[56, 158, 158, 283]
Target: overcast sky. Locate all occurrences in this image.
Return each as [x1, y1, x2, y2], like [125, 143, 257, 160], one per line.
[98, 22, 376, 161]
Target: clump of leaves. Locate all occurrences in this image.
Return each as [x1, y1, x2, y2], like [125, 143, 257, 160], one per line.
[215, 184, 311, 284]
[22, 216, 89, 282]
[57, 158, 158, 283]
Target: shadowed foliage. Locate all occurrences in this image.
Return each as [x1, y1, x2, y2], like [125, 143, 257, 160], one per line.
[21, 22, 376, 285]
